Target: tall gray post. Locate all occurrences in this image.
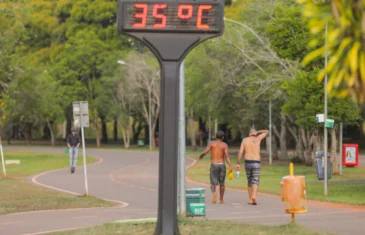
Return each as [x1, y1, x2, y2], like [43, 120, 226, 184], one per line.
[339, 122, 343, 175]
[324, 22, 328, 196]
[178, 61, 186, 214]
[80, 102, 89, 196]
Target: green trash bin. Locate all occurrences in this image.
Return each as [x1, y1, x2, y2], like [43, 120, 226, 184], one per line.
[186, 188, 206, 217]
[137, 140, 144, 147]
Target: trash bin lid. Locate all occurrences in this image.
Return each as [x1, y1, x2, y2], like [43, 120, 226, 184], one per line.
[315, 151, 331, 158]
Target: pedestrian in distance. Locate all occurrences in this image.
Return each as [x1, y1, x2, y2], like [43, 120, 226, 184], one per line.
[236, 128, 269, 205]
[199, 130, 233, 204]
[67, 127, 81, 174]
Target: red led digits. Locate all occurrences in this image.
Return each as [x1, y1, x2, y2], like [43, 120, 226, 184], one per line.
[197, 5, 212, 29]
[178, 5, 193, 20]
[153, 4, 167, 28]
[132, 4, 148, 28]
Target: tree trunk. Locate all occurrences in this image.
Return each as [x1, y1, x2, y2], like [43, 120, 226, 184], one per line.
[273, 122, 288, 160]
[113, 119, 118, 141]
[23, 131, 30, 145]
[279, 114, 288, 159]
[101, 118, 108, 144]
[331, 128, 338, 174]
[144, 124, 149, 146]
[94, 120, 101, 148]
[46, 120, 55, 146]
[301, 128, 314, 166]
[119, 120, 131, 149]
[287, 122, 305, 160]
[132, 120, 143, 144]
[296, 133, 304, 159]
[66, 118, 72, 140]
[188, 108, 197, 151]
[272, 134, 279, 160]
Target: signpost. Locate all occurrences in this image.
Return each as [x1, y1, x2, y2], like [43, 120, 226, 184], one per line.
[118, 1, 224, 233]
[72, 101, 89, 196]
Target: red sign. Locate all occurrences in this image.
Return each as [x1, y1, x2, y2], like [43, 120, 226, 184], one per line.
[342, 144, 359, 167]
[121, 2, 222, 32]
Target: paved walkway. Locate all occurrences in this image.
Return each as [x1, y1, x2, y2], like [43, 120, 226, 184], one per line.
[0, 147, 365, 235]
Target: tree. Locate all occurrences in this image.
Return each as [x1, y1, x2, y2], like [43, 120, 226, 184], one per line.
[283, 70, 361, 165]
[3, 66, 63, 145]
[122, 51, 160, 148]
[298, 0, 365, 103]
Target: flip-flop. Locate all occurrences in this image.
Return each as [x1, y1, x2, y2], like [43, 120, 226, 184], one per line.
[252, 198, 257, 205]
[212, 192, 217, 204]
[248, 202, 253, 205]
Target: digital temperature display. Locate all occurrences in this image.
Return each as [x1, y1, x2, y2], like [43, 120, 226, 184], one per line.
[120, 1, 222, 33]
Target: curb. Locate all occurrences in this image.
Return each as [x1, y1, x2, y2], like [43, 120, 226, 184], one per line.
[113, 217, 157, 224]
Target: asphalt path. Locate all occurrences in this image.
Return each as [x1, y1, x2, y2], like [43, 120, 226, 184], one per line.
[0, 147, 365, 235]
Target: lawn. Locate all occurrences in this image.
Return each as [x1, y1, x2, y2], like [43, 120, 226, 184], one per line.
[1, 151, 98, 178]
[187, 153, 365, 206]
[0, 151, 116, 214]
[52, 217, 331, 235]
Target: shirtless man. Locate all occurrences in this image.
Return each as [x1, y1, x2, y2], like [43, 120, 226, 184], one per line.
[199, 130, 232, 204]
[236, 128, 268, 205]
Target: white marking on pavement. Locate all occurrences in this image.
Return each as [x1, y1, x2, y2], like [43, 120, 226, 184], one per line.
[28, 156, 130, 214]
[23, 226, 88, 235]
[0, 221, 23, 225]
[73, 215, 98, 219]
[108, 156, 151, 184]
[228, 211, 261, 215]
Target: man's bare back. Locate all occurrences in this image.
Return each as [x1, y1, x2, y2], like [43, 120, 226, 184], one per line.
[238, 130, 269, 162]
[207, 140, 228, 164]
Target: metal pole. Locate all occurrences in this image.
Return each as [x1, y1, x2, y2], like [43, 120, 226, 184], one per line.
[80, 103, 89, 196]
[324, 22, 328, 196]
[0, 136, 6, 178]
[149, 87, 152, 150]
[154, 61, 180, 234]
[269, 100, 272, 165]
[339, 122, 343, 175]
[178, 61, 186, 214]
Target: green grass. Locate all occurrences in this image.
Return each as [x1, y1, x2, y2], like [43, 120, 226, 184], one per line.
[52, 217, 331, 235]
[187, 154, 365, 206]
[0, 179, 114, 215]
[1, 151, 98, 178]
[0, 151, 116, 214]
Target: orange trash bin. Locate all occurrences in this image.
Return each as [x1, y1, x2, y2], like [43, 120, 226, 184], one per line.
[280, 176, 307, 214]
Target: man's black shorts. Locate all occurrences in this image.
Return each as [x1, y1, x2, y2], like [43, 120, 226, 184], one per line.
[210, 163, 226, 186]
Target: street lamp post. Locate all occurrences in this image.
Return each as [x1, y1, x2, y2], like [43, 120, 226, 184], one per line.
[324, 21, 328, 196]
[310, 0, 330, 195]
